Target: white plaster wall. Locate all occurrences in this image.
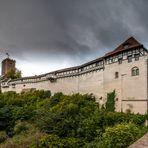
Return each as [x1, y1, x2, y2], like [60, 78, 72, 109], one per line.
[103, 56, 148, 114]
[122, 101, 147, 114]
[1, 55, 148, 114]
[78, 70, 104, 103]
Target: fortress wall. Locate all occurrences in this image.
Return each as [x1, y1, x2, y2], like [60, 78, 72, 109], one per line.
[49, 76, 79, 95]
[2, 75, 79, 95]
[1, 56, 147, 114]
[1, 39, 148, 114]
[122, 101, 147, 114]
[1, 68, 105, 102]
[1, 87, 11, 92]
[103, 63, 122, 112]
[78, 69, 104, 103]
[7, 78, 77, 94]
[104, 56, 148, 114]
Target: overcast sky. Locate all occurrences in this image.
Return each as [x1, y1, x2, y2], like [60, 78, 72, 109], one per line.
[0, 0, 148, 76]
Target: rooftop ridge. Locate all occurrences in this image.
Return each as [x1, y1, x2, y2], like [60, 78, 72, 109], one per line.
[105, 36, 142, 57]
[5, 37, 145, 80]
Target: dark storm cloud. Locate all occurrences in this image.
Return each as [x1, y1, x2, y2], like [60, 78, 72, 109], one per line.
[0, 0, 148, 74]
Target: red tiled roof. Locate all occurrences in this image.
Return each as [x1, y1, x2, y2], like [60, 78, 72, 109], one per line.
[105, 37, 142, 57]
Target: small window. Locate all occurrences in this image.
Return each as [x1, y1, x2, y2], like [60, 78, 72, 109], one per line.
[99, 96, 102, 100]
[136, 68, 139, 75]
[135, 49, 139, 54]
[118, 59, 122, 64]
[127, 51, 132, 56]
[115, 72, 119, 79]
[135, 54, 139, 61]
[131, 67, 139, 76]
[128, 55, 132, 63]
[123, 44, 129, 49]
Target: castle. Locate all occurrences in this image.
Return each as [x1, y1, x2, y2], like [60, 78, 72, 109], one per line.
[1, 37, 148, 114]
[1, 57, 15, 75]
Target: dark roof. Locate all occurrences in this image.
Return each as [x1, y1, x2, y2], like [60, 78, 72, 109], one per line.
[105, 37, 143, 57]
[8, 37, 146, 81]
[2, 58, 16, 63]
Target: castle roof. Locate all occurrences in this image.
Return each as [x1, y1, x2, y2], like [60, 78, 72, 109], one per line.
[2, 58, 16, 63]
[4, 37, 146, 82]
[105, 37, 143, 57]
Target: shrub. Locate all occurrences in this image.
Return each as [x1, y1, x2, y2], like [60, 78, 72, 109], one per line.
[0, 106, 13, 130]
[99, 123, 144, 148]
[0, 131, 7, 143]
[105, 90, 116, 112]
[35, 93, 100, 139]
[49, 92, 63, 107]
[38, 134, 85, 148]
[12, 107, 35, 121]
[14, 121, 29, 135]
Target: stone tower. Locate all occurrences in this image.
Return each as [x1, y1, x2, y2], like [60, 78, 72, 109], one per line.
[1, 58, 16, 75]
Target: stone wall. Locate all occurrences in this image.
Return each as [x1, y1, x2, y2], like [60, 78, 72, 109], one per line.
[103, 55, 148, 114]
[1, 47, 148, 114]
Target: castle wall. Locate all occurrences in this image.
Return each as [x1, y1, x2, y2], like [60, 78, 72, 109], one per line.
[1, 39, 148, 114]
[78, 69, 104, 103]
[3, 76, 79, 95]
[1, 56, 147, 114]
[103, 56, 148, 114]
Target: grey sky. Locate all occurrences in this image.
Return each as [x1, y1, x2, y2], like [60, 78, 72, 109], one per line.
[0, 0, 148, 76]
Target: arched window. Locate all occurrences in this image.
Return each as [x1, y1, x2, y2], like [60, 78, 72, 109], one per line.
[131, 67, 139, 76]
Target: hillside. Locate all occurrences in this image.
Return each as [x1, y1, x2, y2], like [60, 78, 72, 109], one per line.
[0, 90, 147, 148]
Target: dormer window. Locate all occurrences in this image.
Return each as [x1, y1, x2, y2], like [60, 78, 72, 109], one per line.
[123, 43, 130, 49]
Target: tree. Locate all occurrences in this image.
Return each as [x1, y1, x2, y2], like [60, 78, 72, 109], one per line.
[105, 90, 116, 112]
[100, 123, 142, 148]
[6, 68, 22, 79]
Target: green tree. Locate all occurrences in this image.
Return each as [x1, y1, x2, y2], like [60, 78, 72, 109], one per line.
[105, 90, 116, 112]
[100, 123, 144, 148]
[6, 68, 22, 79]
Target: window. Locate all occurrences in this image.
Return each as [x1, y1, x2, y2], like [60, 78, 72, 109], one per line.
[123, 43, 129, 49]
[131, 67, 139, 76]
[127, 51, 132, 56]
[99, 96, 102, 100]
[128, 55, 132, 63]
[123, 52, 127, 56]
[118, 54, 122, 59]
[135, 54, 139, 61]
[118, 58, 122, 64]
[116, 98, 118, 101]
[115, 72, 119, 79]
[135, 49, 139, 54]
[12, 84, 15, 88]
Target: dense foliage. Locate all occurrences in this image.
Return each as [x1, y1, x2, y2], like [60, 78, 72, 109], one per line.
[0, 90, 147, 148]
[105, 90, 116, 112]
[6, 68, 22, 79]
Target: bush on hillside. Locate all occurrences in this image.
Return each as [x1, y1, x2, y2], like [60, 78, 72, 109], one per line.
[0, 90, 147, 147]
[37, 134, 85, 148]
[0, 131, 7, 143]
[98, 123, 145, 148]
